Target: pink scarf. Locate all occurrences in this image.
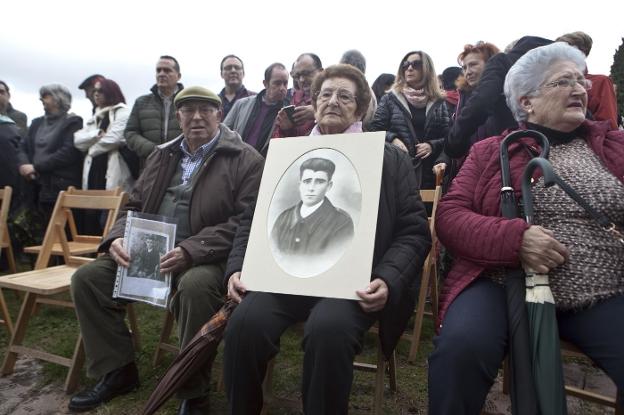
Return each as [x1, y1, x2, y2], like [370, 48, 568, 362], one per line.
[402, 87, 428, 108]
[310, 121, 363, 136]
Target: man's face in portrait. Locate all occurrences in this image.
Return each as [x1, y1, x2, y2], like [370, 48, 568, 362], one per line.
[145, 238, 154, 251]
[299, 169, 332, 207]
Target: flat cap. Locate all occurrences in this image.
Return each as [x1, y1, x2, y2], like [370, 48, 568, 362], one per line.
[174, 86, 222, 108]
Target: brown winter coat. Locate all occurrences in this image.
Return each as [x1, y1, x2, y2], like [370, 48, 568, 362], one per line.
[100, 124, 264, 266]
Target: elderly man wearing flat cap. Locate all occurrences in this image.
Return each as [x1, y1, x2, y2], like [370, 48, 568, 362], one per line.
[69, 86, 264, 414]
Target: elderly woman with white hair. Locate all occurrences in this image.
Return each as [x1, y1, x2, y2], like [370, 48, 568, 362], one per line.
[428, 42, 624, 414]
[17, 84, 83, 225]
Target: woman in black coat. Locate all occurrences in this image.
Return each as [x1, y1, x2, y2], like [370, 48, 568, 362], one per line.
[370, 50, 450, 189]
[16, 84, 83, 227]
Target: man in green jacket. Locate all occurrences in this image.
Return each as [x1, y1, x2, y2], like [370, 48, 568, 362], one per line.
[69, 86, 264, 414]
[124, 55, 184, 169]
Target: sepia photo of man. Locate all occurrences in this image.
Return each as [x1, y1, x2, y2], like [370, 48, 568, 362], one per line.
[127, 233, 167, 280]
[271, 157, 354, 258]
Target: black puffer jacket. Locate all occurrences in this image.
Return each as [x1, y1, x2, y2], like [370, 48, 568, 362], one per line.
[370, 90, 450, 188]
[124, 84, 183, 160]
[445, 36, 552, 159]
[225, 143, 431, 358]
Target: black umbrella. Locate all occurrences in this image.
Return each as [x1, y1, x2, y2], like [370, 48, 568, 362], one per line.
[499, 130, 549, 415]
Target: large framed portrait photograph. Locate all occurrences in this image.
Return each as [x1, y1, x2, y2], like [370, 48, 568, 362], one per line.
[113, 211, 177, 308]
[241, 132, 385, 300]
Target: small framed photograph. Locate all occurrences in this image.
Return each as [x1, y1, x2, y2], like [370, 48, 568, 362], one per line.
[113, 211, 177, 307]
[241, 132, 385, 300]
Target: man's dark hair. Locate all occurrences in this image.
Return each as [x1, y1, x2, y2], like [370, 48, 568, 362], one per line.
[297, 53, 323, 70]
[264, 63, 287, 83]
[300, 158, 335, 181]
[0, 80, 8, 93]
[340, 50, 366, 74]
[160, 55, 181, 72]
[221, 54, 244, 71]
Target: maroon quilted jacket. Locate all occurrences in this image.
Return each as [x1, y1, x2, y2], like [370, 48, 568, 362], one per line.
[435, 120, 624, 330]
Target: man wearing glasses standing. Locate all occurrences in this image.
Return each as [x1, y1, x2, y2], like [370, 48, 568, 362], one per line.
[69, 86, 264, 414]
[272, 53, 323, 138]
[219, 55, 256, 118]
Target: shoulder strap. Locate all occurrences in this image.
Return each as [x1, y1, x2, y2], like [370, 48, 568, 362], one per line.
[553, 175, 624, 245]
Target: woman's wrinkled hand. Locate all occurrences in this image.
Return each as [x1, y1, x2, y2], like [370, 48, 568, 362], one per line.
[227, 272, 247, 303]
[519, 225, 569, 274]
[356, 278, 389, 313]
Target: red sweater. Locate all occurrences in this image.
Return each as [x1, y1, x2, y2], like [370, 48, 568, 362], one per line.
[435, 120, 624, 330]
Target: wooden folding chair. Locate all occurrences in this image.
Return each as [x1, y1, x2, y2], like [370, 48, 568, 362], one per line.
[560, 340, 622, 414]
[0, 186, 17, 274]
[0, 189, 132, 393]
[152, 309, 179, 366]
[23, 187, 122, 260]
[0, 186, 16, 336]
[501, 340, 622, 414]
[403, 168, 444, 363]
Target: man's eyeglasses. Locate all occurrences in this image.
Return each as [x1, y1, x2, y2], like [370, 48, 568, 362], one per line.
[542, 77, 592, 91]
[316, 88, 357, 105]
[401, 60, 423, 71]
[291, 70, 316, 79]
[179, 105, 217, 117]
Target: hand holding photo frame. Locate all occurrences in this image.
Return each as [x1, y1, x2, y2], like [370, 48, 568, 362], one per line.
[241, 132, 385, 300]
[113, 211, 177, 307]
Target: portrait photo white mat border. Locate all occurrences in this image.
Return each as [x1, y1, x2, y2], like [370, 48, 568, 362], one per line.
[241, 131, 385, 300]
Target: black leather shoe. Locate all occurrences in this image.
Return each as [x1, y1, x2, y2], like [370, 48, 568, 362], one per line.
[68, 362, 139, 412]
[178, 395, 210, 415]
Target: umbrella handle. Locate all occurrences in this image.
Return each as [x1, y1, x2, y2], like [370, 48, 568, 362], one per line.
[500, 130, 550, 188]
[521, 158, 557, 222]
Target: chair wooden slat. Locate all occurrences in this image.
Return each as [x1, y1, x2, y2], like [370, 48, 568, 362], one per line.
[0, 188, 128, 393]
[0, 186, 16, 335]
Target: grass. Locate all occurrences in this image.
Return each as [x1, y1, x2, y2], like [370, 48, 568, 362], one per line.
[0, 261, 614, 415]
[0, 275, 432, 415]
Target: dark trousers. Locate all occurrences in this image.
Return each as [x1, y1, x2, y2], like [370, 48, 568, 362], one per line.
[223, 292, 375, 415]
[428, 278, 624, 415]
[71, 255, 225, 399]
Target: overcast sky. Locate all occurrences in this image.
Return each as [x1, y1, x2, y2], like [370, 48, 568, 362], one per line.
[2, 0, 623, 123]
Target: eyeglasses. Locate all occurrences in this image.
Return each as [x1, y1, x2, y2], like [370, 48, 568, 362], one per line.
[179, 105, 217, 117]
[291, 69, 317, 79]
[316, 88, 357, 105]
[401, 60, 423, 71]
[93, 88, 103, 94]
[223, 65, 242, 72]
[541, 77, 592, 91]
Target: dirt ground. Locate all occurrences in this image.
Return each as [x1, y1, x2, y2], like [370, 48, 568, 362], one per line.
[0, 357, 618, 415]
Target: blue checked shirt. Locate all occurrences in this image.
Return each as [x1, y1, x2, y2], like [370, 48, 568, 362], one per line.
[179, 132, 220, 185]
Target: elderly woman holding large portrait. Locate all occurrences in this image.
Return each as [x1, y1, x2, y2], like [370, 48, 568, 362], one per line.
[428, 42, 624, 414]
[223, 64, 431, 414]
